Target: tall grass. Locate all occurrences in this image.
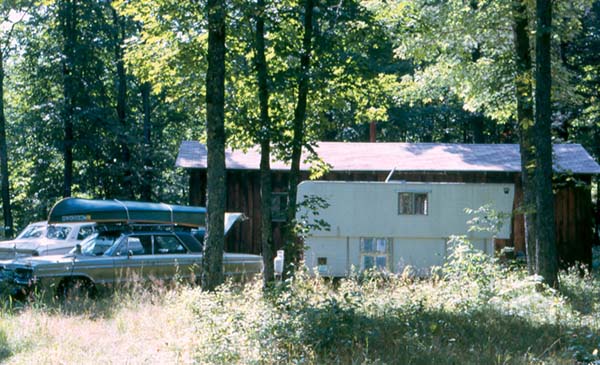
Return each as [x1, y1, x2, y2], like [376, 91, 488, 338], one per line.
[1, 239, 599, 364]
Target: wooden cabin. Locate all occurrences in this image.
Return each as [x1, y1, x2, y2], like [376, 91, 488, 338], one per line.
[176, 141, 600, 267]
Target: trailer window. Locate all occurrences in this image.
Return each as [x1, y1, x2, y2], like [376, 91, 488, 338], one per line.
[398, 192, 428, 215]
[360, 237, 391, 271]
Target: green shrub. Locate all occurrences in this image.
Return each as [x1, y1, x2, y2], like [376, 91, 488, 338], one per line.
[1, 244, 600, 364]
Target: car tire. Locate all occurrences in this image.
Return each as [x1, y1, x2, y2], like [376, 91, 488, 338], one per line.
[57, 278, 96, 300]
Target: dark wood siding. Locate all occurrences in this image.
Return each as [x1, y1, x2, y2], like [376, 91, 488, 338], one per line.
[553, 180, 593, 267]
[188, 168, 594, 266]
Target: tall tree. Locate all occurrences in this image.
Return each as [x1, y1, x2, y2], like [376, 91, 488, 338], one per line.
[111, 2, 133, 199]
[284, 0, 315, 270]
[140, 81, 153, 201]
[512, 0, 537, 274]
[0, 3, 28, 237]
[201, 0, 227, 291]
[254, 0, 274, 284]
[0, 2, 26, 237]
[58, 0, 77, 198]
[534, 0, 558, 287]
[0, 43, 11, 238]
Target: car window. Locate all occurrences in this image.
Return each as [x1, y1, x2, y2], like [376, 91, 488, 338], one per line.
[46, 226, 72, 240]
[117, 236, 152, 256]
[192, 229, 205, 244]
[77, 226, 95, 240]
[126, 238, 146, 255]
[154, 235, 186, 254]
[80, 233, 119, 256]
[17, 225, 46, 239]
[177, 233, 201, 253]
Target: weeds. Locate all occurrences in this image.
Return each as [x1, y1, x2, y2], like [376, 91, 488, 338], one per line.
[0, 244, 599, 364]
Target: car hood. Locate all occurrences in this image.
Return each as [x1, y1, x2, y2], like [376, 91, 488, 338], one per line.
[0, 239, 42, 253]
[0, 238, 71, 253]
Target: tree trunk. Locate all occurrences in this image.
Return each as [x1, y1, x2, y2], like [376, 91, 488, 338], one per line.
[534, 0, 558, 287]
[112, 4, 132, 198]
[140, 82, 152, 201]
[61, 0, 76, 198]
[468, 2, 485, 145]
[255, 0, 274, 284]
[471, 113, 485, 143]
[595, 120, 600, 246]
[201, 0, 227, 291]
[596, 178, 600, 246]
[512, 0, 537, 274]
[0, 50, 13, 238]
[284, 0, 314, 271]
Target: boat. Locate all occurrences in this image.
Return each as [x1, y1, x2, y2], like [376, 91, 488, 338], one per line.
[48, 198, 206, 228]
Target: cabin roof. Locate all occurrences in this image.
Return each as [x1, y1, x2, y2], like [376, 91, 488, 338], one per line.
[176, 141, 600, 175]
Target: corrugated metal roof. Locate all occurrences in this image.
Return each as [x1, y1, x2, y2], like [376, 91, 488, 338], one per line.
[176, 140, 600, 174]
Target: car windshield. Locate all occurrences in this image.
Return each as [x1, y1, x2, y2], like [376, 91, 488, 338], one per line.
[77, 232, 121, 256]
[46, 226, 72, 240]
[16, 224, 46, 239]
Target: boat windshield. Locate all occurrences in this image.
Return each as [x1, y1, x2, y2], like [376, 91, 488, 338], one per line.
[76, 232, 121, 256]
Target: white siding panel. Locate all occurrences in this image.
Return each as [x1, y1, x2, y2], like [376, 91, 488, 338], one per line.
[304, 237, 349, 277]
[297, 181, 514, 239]
[392, 238, 446, 273]
[299, 181, 515, 276]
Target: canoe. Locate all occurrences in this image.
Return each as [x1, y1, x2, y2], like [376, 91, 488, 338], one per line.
[48, 198, 206, 228]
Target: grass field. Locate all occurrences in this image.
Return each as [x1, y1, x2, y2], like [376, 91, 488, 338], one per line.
[1, 239, 599, 364]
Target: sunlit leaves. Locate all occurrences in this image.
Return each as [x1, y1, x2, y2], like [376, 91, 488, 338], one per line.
[378, 0, 591, 125]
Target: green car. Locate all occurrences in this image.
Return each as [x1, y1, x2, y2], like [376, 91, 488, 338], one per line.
[0, 227, 262, 299]
[0, 198, 263, 299]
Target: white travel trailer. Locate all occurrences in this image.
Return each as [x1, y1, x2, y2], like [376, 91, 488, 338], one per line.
[297, 181, 515, 276]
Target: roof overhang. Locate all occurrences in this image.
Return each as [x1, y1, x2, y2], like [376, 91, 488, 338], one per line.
[176, 141, 600, 175]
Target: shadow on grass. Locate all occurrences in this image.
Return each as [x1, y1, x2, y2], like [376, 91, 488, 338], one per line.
[0, 282, 175, 320]
[273, 303, 599, 365]
[0, 328, 12, 362]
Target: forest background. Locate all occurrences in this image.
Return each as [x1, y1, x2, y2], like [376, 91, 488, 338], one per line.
[0, 0, 598, 240]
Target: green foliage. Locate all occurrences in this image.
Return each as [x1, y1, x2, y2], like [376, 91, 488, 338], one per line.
[2, 252, 600, 364]
[373, 0, 592, 127]
[1, 0, 198, 228]
[465, 204, 511, 235]
[0, 0, 598, 233]
[177, 239, 598, 364]
[563, 1, 600, 167]
[295, 193, 331, 241]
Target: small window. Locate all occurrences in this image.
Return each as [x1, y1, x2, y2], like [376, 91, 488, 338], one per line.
[360, 237, 391, 271]
[317, 257, 328, 275]
[398, 192, 428, 215]
[271, 192, 288, 222]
